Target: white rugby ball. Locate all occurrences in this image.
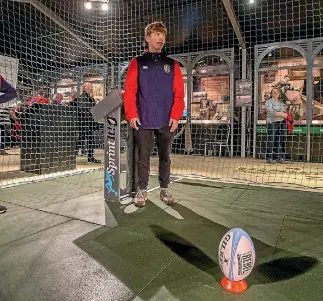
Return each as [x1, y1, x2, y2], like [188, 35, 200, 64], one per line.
[218, 228, 255, 282]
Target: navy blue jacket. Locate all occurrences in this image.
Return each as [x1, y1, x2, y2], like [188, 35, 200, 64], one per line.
[0, 75, 17, 104]
[123, 50, 184, 129]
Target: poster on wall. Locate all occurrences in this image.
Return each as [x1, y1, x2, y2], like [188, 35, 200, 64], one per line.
[56, 78, 78, 103]
[258, 68, 305, 124]
[215, 103, 230, 122]
[263, 70, 278, 84]
[192, 91, 211, 120]
[92, 83, 104, 102]
[312, 67, 323, 122]
[258, 58, 323, 125]
[83, 76, 104, 102]
[191, 75, 231, 122]
[235, 79, 252, 107]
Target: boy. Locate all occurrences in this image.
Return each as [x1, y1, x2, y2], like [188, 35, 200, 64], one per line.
[123, 21, 185, 207]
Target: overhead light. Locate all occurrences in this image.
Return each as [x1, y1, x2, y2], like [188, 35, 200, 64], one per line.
[84, 1, 92, 9]
[249, 0, 255, 3]
[84, 0, 109, 10]
[101, 3, 108, 10]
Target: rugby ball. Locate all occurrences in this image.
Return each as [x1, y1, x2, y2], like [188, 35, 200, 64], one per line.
[218, 228, 255, 282]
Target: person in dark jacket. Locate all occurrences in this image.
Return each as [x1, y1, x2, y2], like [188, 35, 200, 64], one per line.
[123, 21, 185, 207]
[70, 82, 101, 163]
[0, 75, 18, 213]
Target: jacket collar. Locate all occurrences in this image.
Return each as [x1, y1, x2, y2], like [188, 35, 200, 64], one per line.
[144, 48, 167, 55]
[143, 49, 167, 61]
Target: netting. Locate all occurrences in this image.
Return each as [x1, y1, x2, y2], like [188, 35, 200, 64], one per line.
[1, 0, 323, 193]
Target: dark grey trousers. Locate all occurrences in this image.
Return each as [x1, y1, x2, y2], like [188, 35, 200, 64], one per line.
[135, 126, 173, 190]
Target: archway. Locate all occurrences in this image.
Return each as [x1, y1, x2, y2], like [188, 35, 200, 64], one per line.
[254, 46, 309, 162]
[190, 53, 234, 157]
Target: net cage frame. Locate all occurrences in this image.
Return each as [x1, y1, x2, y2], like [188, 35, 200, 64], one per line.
[2, 0, 323, 191]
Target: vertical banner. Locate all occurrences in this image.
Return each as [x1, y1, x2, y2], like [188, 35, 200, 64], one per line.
[235, 79, 252, 107]
[104, 108, 120, 201]
[91, 90, 123, 201]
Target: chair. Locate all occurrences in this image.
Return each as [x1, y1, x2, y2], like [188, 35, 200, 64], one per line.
[204, 123, 231, 157]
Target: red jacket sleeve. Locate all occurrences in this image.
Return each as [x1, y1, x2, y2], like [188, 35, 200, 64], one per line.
[123, 58, 139, 121]
[170, 62, 185, 121]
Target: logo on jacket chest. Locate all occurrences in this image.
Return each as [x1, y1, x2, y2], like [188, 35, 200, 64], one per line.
[141, 63, 171, 74]
[164, 64, 170, 73]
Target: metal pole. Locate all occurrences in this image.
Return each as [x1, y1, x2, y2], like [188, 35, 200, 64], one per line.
[253, 57, 259, 158]
[185, 55, 193, 154]
[306, 42, 313, 162]
[110, 64, 115, 90]
[230, 52, 235, 157]
[186, 55, 192, 124]
[241, 49, 247, 158]
[222, 0, 246, 157]
[222, 0, 246, 49]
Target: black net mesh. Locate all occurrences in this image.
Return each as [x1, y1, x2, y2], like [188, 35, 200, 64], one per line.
[1, 0, 323, 191]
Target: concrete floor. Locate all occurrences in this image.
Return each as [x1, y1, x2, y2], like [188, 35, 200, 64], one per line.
[0, 172, 322, 301]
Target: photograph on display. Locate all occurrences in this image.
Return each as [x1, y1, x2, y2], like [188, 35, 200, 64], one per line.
[83, 75, 105, 102]
[92, 83, 104, 102]
[56, 85, 77, 103]
[214, 103, 230, 122]
[312, 67, 323, 120]
[236, 79, 252, 106]
[263, 70, 278, 84]
[191, 102, 201, 119]
[192, 91, 207, 119]
[258, 55, 323, 124]
[192, 75, 230, 122]
[258, 65, 306, 124]
[199, 98, 210, 120]
[192, 91, 207, 104]
[55, 77, 78, 103]
[288, 68, 307, 81]
[289, 104, 301, 120]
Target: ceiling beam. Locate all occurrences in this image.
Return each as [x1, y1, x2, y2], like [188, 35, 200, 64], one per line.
[222, 0, 246, 49]
[11, 0, 108, 62]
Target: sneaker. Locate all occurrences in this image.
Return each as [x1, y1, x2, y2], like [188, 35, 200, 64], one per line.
[160, 188, 176, 205]
[134, 190, 148, 208]
[266, 159, 276, 164]
[277, 158, 287, 164]
[0, 205, 7, 214]
[88, 158, 102, 163]
[0, 150, 9, 156]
